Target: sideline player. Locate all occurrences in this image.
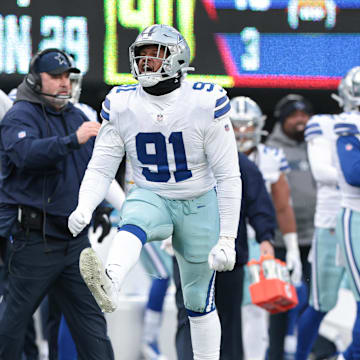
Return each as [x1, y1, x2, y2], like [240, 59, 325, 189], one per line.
[230, 96, 301, 360]
[331, 67, 360, 360]
[68, 24, 241, 360]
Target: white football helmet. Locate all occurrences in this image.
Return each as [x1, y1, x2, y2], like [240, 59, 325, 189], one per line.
[129, 24, 193, 87]
[67, 55, 82, 104]
[332, 66, 360, 112]
[69, 72, 82, 104]
[230, 96, 267, 152]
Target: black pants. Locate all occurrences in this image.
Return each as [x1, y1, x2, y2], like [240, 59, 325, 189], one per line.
[0, 230, 114, 360]
[174, 257, 244, 360]
[0, 239, 39, 360]
[267, 245, 311, 360]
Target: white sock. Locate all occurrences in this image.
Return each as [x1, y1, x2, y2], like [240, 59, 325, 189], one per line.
[142, 308, 162, 344]
[189, 310, 221, 360]
[106, 230, 143, 289]
[241, 304, 268, 360]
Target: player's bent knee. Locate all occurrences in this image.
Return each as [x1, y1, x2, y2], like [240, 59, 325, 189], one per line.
[183, 287, 215, 314]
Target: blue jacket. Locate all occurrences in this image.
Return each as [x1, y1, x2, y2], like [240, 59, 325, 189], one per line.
[0, 79, 94, 239]
[235, 152, 276, 265]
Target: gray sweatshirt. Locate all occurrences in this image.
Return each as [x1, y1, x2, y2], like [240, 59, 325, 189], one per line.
[266, 123, 316, 247]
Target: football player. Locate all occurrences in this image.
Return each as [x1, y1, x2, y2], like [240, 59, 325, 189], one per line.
[68, 24, 241, 360]
[294, 85, 346, 360]
[230, 96, 301, 360]
[330, 67, 360, 360]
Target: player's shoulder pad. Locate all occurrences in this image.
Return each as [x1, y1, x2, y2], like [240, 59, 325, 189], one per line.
[334, 112, 360, 137]
[260, 144, 289, 173]
[100, 84, 139, 122]
[187, 81, 230, 121]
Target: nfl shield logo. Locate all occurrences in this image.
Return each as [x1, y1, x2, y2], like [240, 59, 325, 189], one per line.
[157, 114, 164, 122]
[345, 143, 353, 151]
[18, 131, 26, 138]
[224, 124, 230, 131]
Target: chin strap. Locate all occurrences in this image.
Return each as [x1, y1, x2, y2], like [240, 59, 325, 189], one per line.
[142, 75, 181, 96]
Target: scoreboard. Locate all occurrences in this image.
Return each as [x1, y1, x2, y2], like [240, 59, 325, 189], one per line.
[1, 0, 360, 89]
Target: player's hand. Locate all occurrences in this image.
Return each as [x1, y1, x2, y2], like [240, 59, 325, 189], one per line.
[283, 233, 302, 285]
[93, 206, 113, 243]
[208, 236, 236, 272]
[68, 207, 92, 237]
[76, 121, 101, 144]
[260, 240, 274, 257]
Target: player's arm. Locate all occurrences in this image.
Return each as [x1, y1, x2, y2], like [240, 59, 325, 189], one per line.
[205, 94, 242, 271]
[336, 134, 360, 187]
[271, 173, 302, 284]
[305, 118, 338, 186]
[271, 173, 296, 235]
[68, 96, 125, 236]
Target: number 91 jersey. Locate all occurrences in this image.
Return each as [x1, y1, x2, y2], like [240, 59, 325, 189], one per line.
[100, 80, 238, 200]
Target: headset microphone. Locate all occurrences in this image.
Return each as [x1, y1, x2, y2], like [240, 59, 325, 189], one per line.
[37, 91, 71, 100]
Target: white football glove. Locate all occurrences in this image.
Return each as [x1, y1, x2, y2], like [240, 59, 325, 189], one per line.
[284, 233, 302, 286]
[208, 236, 236, 272]
[68, 207, 92, 237]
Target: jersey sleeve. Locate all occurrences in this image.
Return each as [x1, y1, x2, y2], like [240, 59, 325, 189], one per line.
[304, 115, 324, 142]
[100, 94, 111, 122]
[204, 110, 242, 238]
[77, 90, 126, 213]
[214, 90, 231, 121]
[306, 115, 338, 185]
[277, 147, 290, 174]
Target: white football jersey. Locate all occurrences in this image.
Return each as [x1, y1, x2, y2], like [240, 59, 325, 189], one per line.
[249, 143, 289, 192]
[75, 102, 98, 122]
[247, 143, 289, 238]
[333, 111, 360, 212]
[87, 80, 241, 237]
[305, 115, 341, 228]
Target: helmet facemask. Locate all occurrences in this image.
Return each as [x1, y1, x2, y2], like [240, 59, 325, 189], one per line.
[129, 24, 193, 88]
[69, 72, 82, 104]
[230, 96, 267, 153]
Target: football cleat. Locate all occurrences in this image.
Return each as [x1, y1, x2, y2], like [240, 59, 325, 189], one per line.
[79, 247, 118, 313]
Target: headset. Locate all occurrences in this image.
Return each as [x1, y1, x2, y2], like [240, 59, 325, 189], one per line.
[25, 48, 74, 99]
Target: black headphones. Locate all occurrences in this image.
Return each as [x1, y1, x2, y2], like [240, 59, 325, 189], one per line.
[25, 48, 73, 93]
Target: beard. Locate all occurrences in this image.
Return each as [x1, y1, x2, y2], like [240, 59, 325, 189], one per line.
[283, 122, 306, 142]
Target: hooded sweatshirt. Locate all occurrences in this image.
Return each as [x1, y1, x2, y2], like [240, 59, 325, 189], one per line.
[0, 79, 94, 239]
[266, 123, 316, 247]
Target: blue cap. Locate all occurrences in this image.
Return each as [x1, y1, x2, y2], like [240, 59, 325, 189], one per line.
[35, 51, 80, 75]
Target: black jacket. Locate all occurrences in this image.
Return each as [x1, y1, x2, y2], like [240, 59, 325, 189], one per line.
[235, 152, 276, 265]
[0, 79, 94, 239]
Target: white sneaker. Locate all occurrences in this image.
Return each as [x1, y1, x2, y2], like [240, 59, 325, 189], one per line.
[79, 247, 118, 313]
[141, 341, 168, 360]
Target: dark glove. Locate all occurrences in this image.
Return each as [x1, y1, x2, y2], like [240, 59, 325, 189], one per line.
[93, 206, 113, 243]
